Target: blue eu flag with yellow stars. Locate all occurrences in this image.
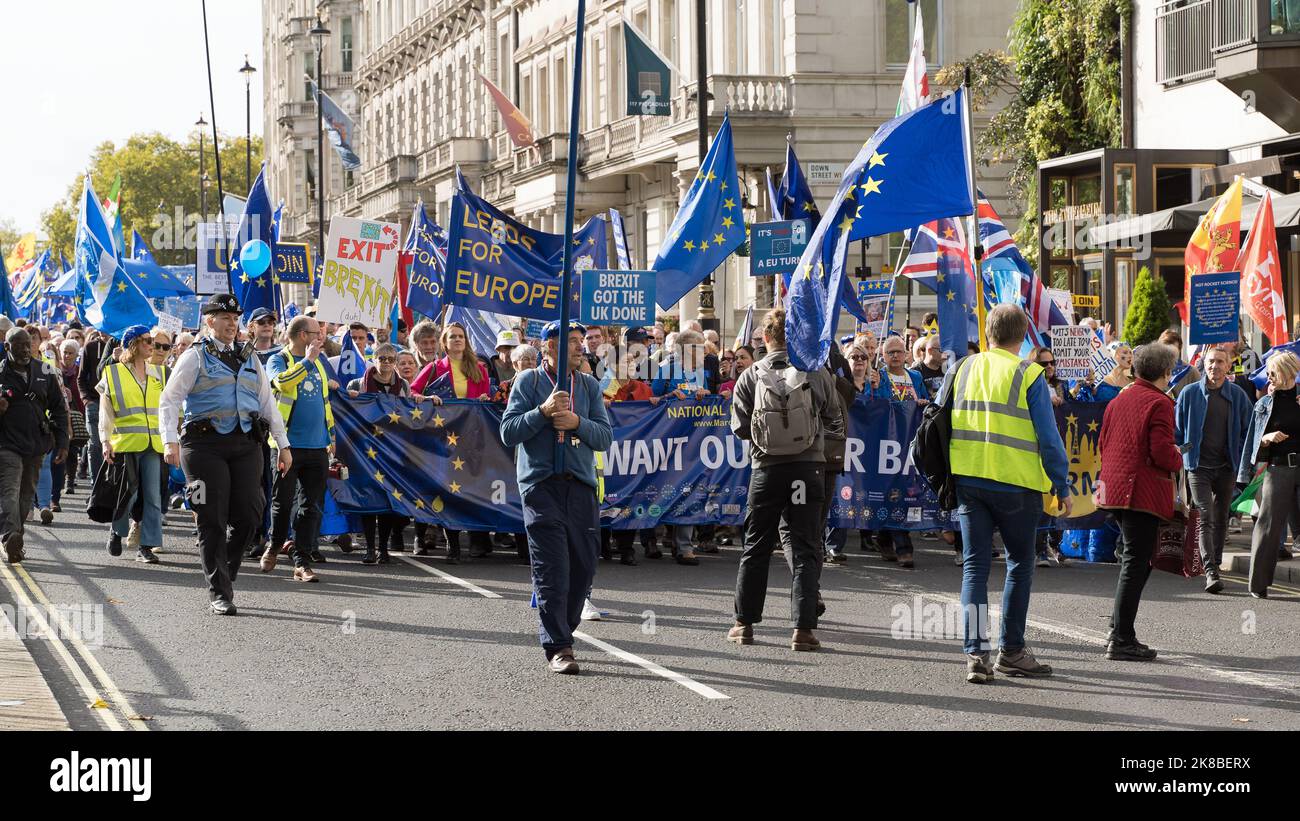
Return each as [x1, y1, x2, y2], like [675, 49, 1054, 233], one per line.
[653, 113, 745, 310]
[228, 162, 278, 322]
[74, 176, 158, 339]
[774, 143, 820, 225]
[786, 88, 974, 371]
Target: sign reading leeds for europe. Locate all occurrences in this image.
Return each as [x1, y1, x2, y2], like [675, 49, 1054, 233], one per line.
[318, 216, 400, 328]
[581, 269, 655, 326]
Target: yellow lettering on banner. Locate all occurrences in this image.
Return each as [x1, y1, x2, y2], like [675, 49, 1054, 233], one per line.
[347, 267, 362, 303]
[453, 269, 560, 311]
[489, 277, 507, 304]
[323, 260, 340, 289]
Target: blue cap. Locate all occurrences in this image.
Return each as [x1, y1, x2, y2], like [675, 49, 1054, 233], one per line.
[542, 319, 587, 341]
[121, 325, 152, 348]
[839, 334, 856, 345]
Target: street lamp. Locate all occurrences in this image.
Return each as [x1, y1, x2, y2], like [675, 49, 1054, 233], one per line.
[310, 15, 330, 262]
[239, 54, 257, 195]
[195, 113, 209, 217]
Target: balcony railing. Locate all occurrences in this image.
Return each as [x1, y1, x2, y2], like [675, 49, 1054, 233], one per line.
[279, 101, 315, 121]
[361, 154, 418, 193]
[418, 137, 488, 178]
[1157, 0, 1216, 84]
[710, 74, 792, 114]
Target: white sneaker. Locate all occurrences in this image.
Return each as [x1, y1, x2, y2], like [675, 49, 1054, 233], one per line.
[127, 521, 141, 551]
[953, 552, 964, 565]
[581, 599, 602, 621]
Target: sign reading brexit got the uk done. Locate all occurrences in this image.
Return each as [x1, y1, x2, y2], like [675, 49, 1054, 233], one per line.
[580, 269, 655, 326]
[318, 216, 400, 328]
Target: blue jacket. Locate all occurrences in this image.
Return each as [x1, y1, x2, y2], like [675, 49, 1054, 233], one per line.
[1174, 377, 1252, 473]
[1239, 393, 1289, 485]
[869, 368, 929, 402]
[500, 365, 613, 497]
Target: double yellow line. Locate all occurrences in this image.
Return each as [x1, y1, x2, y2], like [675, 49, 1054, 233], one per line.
[0, 561, 149, 731]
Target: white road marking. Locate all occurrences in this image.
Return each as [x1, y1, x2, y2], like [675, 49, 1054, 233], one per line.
[396, 555, 502, 598]
[0, 561, 122, 731]
[14, 564, 151, 730]
[397, 558, 730, 700]
[573, 630, 731, 700]
[921, 590, 1300, 697]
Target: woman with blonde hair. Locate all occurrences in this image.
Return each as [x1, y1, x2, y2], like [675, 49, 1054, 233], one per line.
[1238, 351, 1300, 598]
[411, 322, 491, 400]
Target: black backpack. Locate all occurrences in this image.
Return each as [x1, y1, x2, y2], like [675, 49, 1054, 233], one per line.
[910, 357, 969, 511]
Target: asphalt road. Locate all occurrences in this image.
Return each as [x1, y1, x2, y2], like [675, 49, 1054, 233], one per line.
[4, 497, 1299, 731]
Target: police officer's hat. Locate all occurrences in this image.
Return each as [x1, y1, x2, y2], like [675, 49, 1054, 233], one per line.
[201, 293, 242, 316]
[541, 319, 586, 341]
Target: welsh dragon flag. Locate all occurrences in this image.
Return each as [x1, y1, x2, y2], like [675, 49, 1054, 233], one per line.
[896, 1, 930, 116]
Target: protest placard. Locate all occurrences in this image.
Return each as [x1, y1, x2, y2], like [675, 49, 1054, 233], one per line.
[581, 269, 655, 326]
[1188, 270, 1241, 344]
[195, 220, 238, 295]
[316, 216, 400, 328]
[750, 219, 811, 277]
[1050, 325, 1100, 380]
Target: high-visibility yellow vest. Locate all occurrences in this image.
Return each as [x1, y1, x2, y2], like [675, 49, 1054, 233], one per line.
[949, 348, 1050, 492]
[271, 351, 335, 434]
[105, 362, 165, 454]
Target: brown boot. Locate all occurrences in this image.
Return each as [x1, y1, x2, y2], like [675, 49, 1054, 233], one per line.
[293, 565, 318, 583]
[792, 629, 821, 651]
[726, 623, 754, 645]
[259, 546, 279, 573]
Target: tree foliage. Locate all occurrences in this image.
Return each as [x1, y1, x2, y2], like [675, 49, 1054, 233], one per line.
[936, 0, 1129, 267]
[42, 132, 263, 267]
[1122, 266, 1172, 346]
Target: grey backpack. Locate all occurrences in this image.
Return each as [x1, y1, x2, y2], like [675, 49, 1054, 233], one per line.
[751, 358, 819, 456]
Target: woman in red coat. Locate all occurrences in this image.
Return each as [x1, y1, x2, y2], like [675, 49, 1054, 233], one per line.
[1097, 343, 1184, 662]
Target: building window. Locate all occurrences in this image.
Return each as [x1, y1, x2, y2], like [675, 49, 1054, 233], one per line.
[770, 0, 783, 73]
[538, 65, 550, 134]
[554, 55, 567, 132]
[305, 149, 316, 202]
[1113, 164, 1136, 215]
[885, 0, 941, 67]
[520, 70, 533, 124]
[1154, 164, 1207, 211]
[735, 0, 747, 74]
[341, 17, 354, 73]
[304, 51, 315, 101]
[661, 0, 679, 74]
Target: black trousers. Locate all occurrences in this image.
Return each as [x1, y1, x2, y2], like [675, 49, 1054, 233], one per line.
[444, 528, 490, 555]
[818, 467, 840, 553]
[1110, 509, 1158, 644]
[181, 429, 264, 602]
[362, 513, 408, 553]
[1188, 464, 1234, 573]
[271, 447, 329, 568]
[735, 461, 824, 630]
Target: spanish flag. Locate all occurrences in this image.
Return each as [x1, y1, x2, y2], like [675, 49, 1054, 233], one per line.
[1182, 177, 1242, 323]
[4, 232, 37, 283]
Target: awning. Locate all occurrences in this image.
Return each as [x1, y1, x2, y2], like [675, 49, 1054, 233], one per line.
[1087, 189, 1300, 246]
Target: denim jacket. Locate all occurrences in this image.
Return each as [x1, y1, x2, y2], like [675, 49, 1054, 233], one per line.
[1174, 377, 1252, 474]
[1239, 393, 1277, 485]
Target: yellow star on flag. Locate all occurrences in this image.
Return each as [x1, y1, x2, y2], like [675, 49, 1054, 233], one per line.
[721, 216, 735, 229]
[449, 481, 462, 494]
[936, 272, 946, 284]
[1087, 420, 1099, 433]
[392, 489, 403, 501]
[684, 240, 695, 252]
[838, 215, 855, 232]
[452, 456, 465, 470]
[700, 240, 710, 251]
[942, 226, 955, 239]
[410, 407, 424, 420]
[365, 446, 377, 459]
[116, 282, 127, 292]
[447, 432, 459, 447]
[723, 198, 736, 210]
[946, 291, 955, 301]
[239, 274, 249, 284]
[432, 413, 445, 428]
[414, 498, 426, 510]
[868, 151, 887, 168]
[714, 233, 724, 245]
[373, 470, 385, 483]
[860, 177, 883, 196]
[1065, 413, 1078, 426]
[372, 425, 385, 437]
[802, 202, 814, 213]
[387, 412, 401, 424]
[705, 170, 716, 183]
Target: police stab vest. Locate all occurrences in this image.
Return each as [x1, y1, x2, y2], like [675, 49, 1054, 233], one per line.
[183, 343, 263, 434]
[105, 362, 165, 454]
[949, 348, 1051, 493]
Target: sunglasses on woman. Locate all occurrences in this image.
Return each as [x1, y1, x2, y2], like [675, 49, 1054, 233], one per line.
[376, 355, 397, 364]
[155, 343, 173, 351]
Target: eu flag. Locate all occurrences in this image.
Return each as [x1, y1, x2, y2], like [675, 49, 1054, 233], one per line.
[775, 143, 821, 225]
[74, 176, 157, 339]
[652, 113, 745, 310]
[900, 218, 978, 363]
[786, 89, 974, 371]
[403, 202, 447, 319]
[228, 163, 278, 322]
[131, 230, 156, 264]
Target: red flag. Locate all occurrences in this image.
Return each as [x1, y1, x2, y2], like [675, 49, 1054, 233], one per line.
[478, 72, 535, 149]
[1237, 191, 1289, 345]
[393, 251, 414, 330]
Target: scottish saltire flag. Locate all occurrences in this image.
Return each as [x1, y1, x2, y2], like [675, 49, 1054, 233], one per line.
[403, 202, 447, 319]
[977, 193, 1068, 338]
[653, 114, 745, 309]
[74, 176, 156, 339]
[131, 230, 156, 264]
[610, 207, 632, 270]
[13, 250, 47, 317]
[307, 77, 361, 169]
[271, 200, 284, 242]
[785, 89, 974, 370]
[774, 143, 821, 225]
[900, 218, 977, 362]
[228, 163, 279, 322]
[103, 173, 126, 257]
[896, 0, 931, 115]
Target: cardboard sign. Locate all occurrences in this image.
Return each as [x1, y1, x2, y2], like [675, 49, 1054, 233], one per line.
[154, 311, 183, 335]
[856, 279, 893, 340]
[316, 216, 400, 328]
[195, 220, 238, 295]
[1047, 288, 1076, 324]
[1188, 270, 1241, 345]
[580, 269, 655, 326]
[1050, 325, 1102, 380]
[750, 219, 811, 277]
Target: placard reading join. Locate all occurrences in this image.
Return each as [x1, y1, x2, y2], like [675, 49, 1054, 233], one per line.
[1050, 325, 1100, 380]
[317, 216, 400, 328]
[580, 269, 655, 326]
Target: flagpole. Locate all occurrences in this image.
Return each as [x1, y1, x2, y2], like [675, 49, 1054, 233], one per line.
[201, 0, 231, 293]
[553, 0, 587, 473]
[961, 72, 986, 352]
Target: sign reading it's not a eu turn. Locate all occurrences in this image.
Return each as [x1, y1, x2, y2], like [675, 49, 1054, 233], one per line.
[581, 269, 655, 326]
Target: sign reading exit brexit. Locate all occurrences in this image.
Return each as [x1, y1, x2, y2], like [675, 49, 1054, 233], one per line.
[581, 269, 655, 326]
[317, 216, 400, 328]
[749, 219, 811, 277]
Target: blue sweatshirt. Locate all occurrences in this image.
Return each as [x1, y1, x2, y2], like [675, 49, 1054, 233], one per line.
[500, 365, 613, 497]
[955, 373, 1071, 499]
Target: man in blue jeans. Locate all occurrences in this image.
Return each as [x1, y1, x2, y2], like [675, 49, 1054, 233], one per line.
[947, 305, 1071, 684]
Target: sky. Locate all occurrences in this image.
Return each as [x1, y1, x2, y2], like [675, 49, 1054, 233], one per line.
[0, 0, 264, 235]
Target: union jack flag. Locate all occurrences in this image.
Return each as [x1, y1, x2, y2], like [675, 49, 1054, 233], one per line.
[977, 193, 1069, 341]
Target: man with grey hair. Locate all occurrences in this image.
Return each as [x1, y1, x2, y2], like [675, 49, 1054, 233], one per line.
[0, 327, 70, 562]
[948, 304, 1071, 683]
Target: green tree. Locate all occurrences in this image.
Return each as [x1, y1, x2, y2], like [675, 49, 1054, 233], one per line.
[936, 0, 1129, 266]
[1121, 266, 1172, 346]
[0, 218, 26, 262]
[42, 132, 263, 267]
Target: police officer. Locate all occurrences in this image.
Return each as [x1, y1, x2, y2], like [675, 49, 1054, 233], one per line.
[158, 293, 291, 615]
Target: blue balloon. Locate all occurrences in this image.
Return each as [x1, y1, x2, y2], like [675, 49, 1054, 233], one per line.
[240, 239, 271, 278]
